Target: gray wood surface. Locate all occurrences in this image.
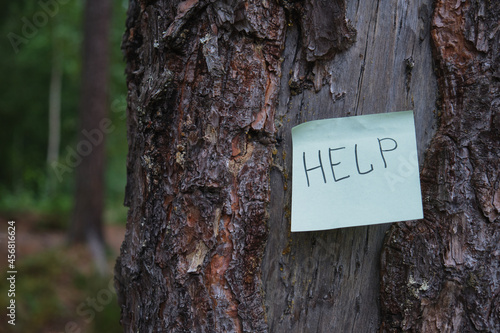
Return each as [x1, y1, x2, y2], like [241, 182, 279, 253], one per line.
[380, 1, 500, 331]
[262, 0, 437, 331]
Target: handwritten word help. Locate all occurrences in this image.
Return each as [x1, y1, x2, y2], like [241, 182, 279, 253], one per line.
[302, 138, 397, 187]
[291, 111, 423, 232]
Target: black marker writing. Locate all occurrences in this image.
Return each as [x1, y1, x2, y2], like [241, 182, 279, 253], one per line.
[328, 147, 350, 182]
[302, 137, 398, 187]
[378, 138, 398, 168]
[355, 144, 374, 175]
[303, 150, 326, 187]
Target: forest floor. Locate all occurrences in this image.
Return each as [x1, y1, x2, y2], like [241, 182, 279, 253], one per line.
[0, 213, 126, 333]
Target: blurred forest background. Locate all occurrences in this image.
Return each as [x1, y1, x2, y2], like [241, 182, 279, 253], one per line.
[1, 0, 129, 332]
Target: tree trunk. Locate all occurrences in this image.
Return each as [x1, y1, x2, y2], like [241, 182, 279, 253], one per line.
[116, 1, 286, 330]
[380, 1, 500, 332]
[263, 0, 437, 331]
[114, 0, 495, 331]
[47, 51, 62, 165]
[70, 0, 112, 269]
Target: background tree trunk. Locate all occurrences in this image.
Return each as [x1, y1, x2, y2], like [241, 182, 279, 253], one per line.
[115, 0, 496, 331]
[380, 1, 500, 332]
[47, 50, 62, 165]
[70, 0, 112, 272]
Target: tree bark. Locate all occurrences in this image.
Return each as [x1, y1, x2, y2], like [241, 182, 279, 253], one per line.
[115, 1, 286, 330]
[114, 0, 485, 331]
[70, 0, 112, 258]
[263, 0, 437, 331]
[380, 1, 500, 332]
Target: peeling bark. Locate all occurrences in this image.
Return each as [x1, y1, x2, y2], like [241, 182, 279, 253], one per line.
[115, 0, 444, 331]
[263, 0, 438, 331]
[293, 0, 356, 62]
[380, 1, 500, 332]
[115, 1, 286, 331]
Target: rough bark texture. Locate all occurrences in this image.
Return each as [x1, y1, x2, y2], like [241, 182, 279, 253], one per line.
[380, 1, 500, 332]
[70, 0, 112, 245]
[115, 0, 440, 331]
[263, 0, 437, 331]
[115, 0, 286, 331]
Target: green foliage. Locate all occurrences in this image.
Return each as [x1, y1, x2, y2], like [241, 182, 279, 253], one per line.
[0, 2, 128, 332]
[0, 0, 129, 225]
[0, 0, 81, 193]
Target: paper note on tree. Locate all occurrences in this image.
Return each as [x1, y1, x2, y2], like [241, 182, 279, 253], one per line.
[291, 111, 423, 232]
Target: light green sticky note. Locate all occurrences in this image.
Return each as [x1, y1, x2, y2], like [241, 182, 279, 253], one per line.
[291, 111, 423, 232]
